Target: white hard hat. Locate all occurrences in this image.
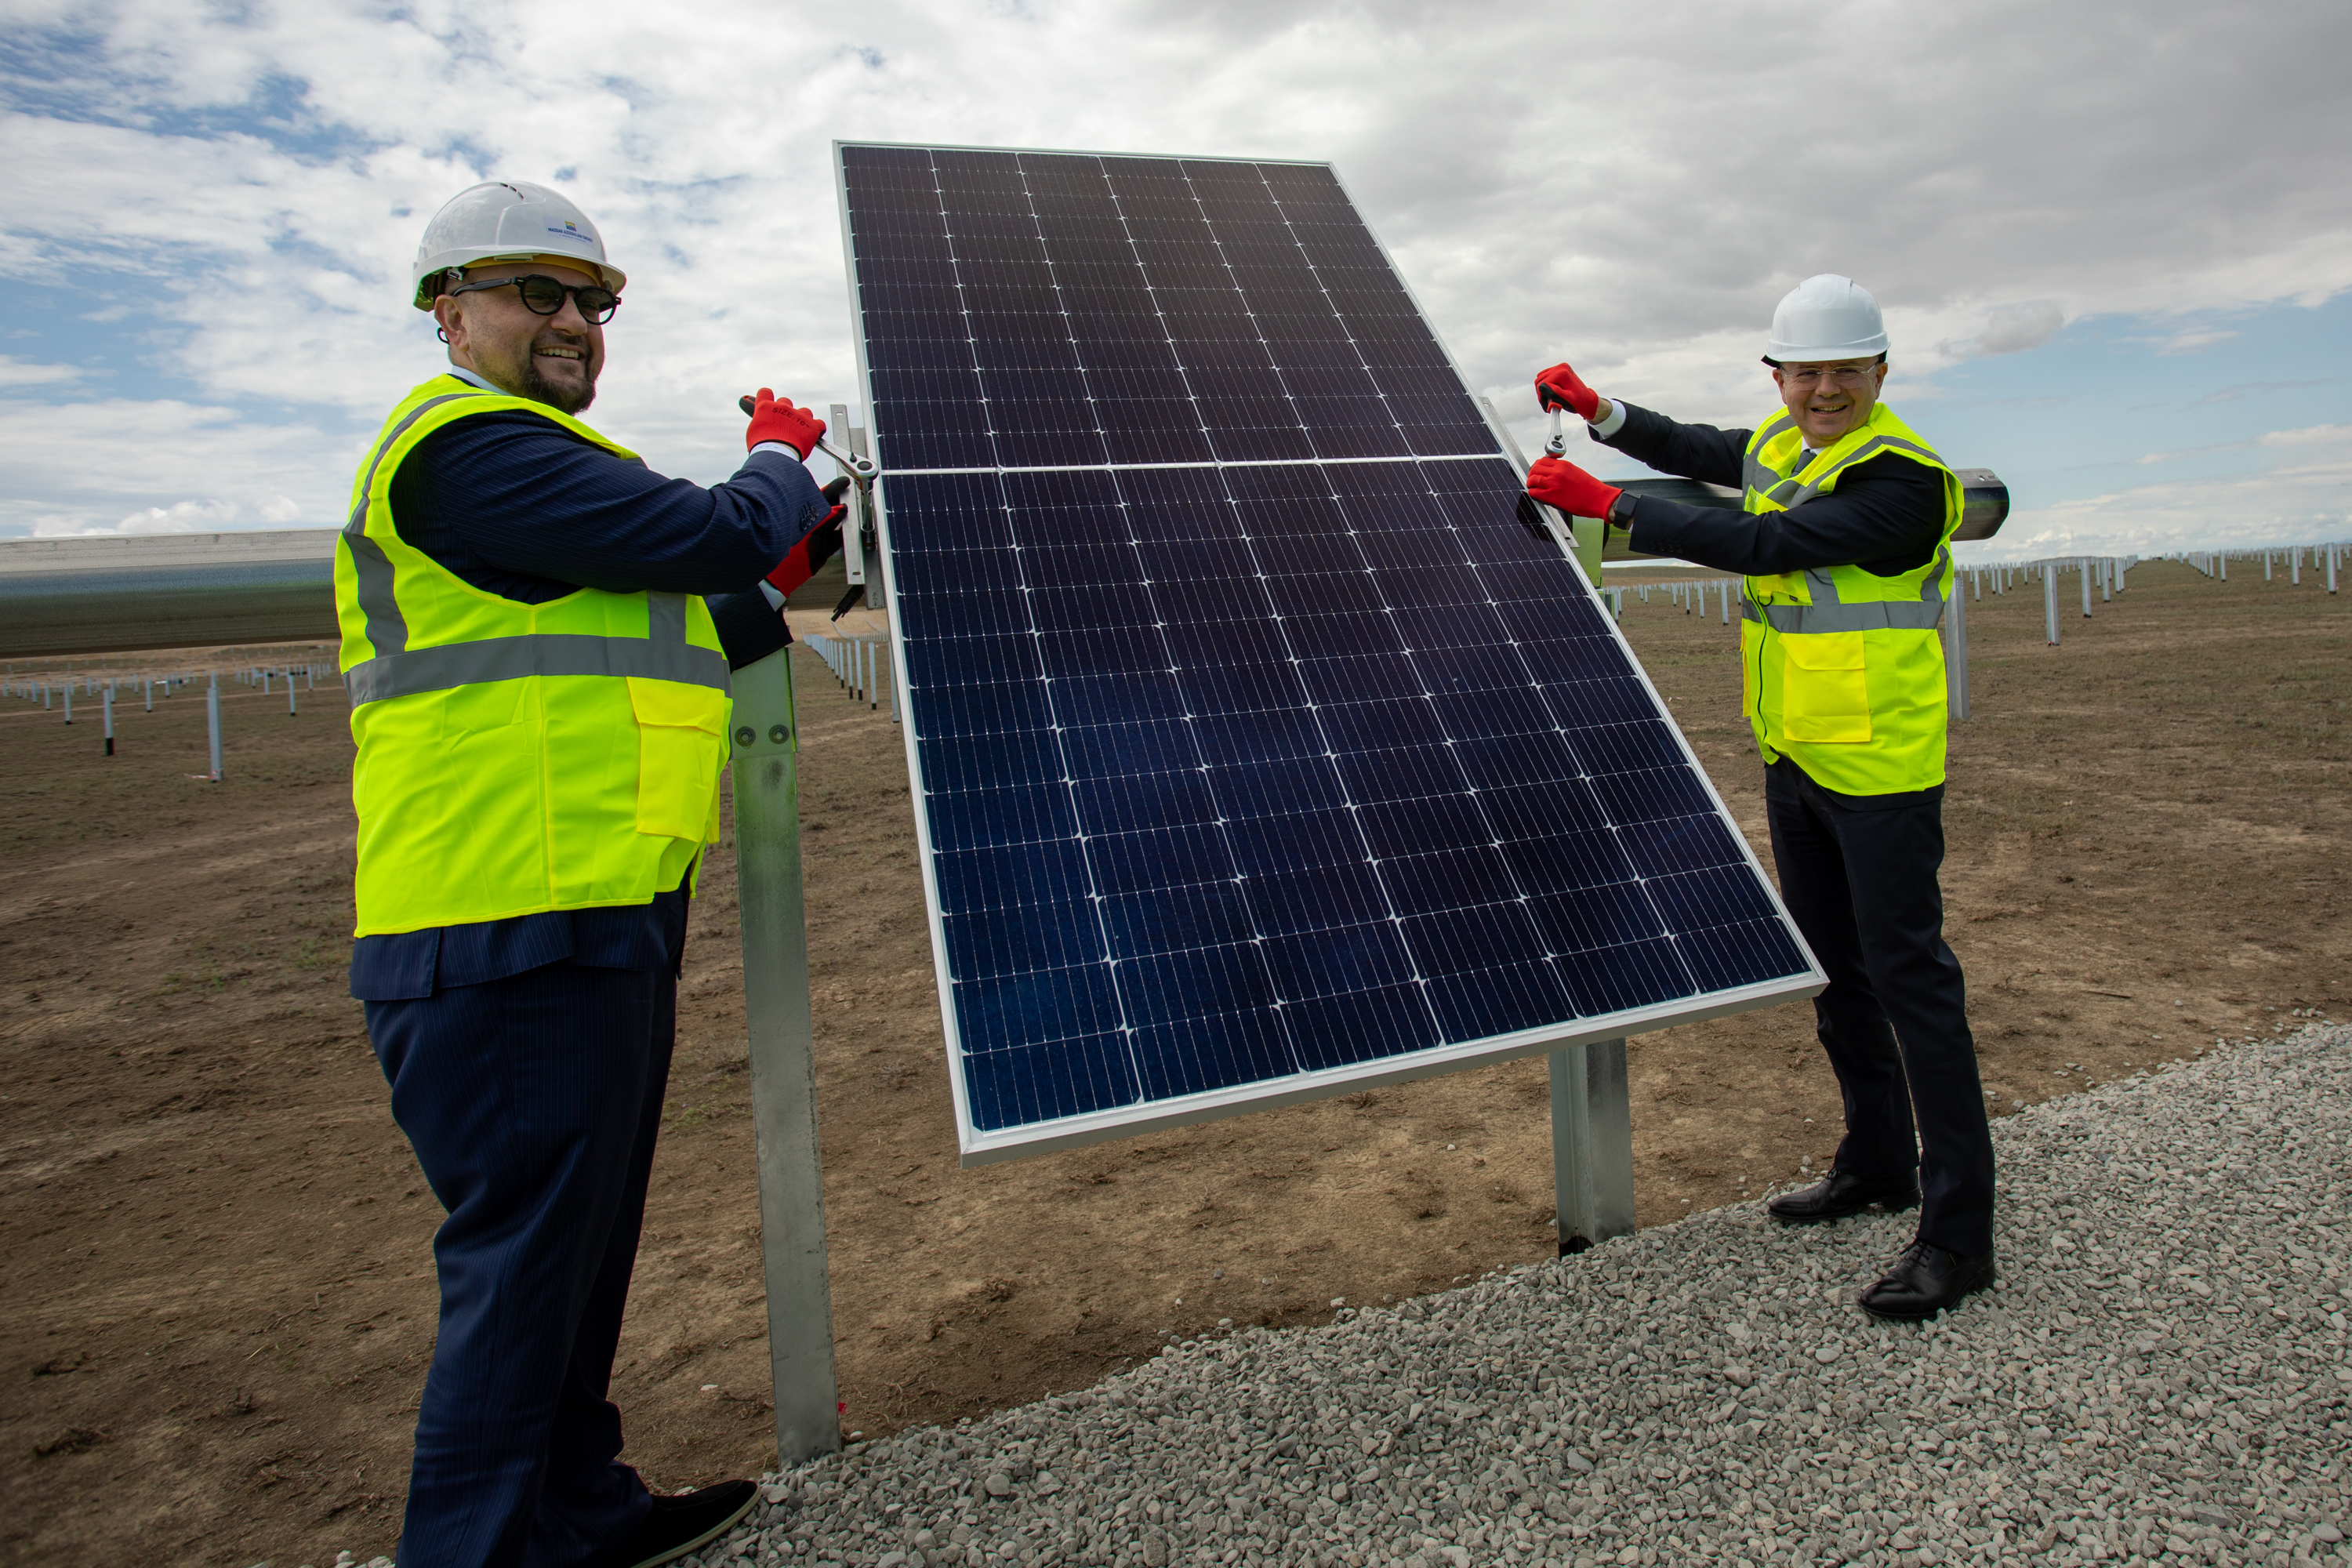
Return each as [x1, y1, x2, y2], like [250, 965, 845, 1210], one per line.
[1765, 274, 1889, 364]
[411, 180, 626, 310]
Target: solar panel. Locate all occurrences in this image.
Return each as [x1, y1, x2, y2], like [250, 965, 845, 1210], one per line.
[834, 143, 1824, 1164]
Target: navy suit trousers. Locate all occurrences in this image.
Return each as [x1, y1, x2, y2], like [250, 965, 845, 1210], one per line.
[1763, 760, 1996, 1257]
[366, 961, 677, 1568]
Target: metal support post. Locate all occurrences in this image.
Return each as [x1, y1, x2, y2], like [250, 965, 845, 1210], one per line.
[2080, 558, 2093, 617]
[288, 673, 298, 717]
[726, 649, 841, 1468]
[63, 686, 72, 724]
[144, 677, 153, 712]
[103, 687, 114, 755]
[1549, 1039, 1635, 1255]
[1944, 583, 1969, 720]
[2329, 545, 2339, 595]
[2219, 551, 2228, 583]
[2291, 550, 2301, 586]
[206, 675, 223, 781]
[2044, 568, 2060, 646]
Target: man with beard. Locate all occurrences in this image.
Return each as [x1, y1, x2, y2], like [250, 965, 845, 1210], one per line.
[1519, 276, 1996, 1322]
[339, 180, 845, 1568]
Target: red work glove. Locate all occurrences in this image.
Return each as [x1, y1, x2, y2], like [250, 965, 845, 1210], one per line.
[1526, 455, 1623, 521]
[764, 478, 852, 600]
[1534, 361, 1602, 421]
[743, 388, 826, 459]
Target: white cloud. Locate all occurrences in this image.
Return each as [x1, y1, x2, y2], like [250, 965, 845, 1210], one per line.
[0, 396, 358, 535]
[0, 356, 82, 387]
[0, 0, 2347, 532]
[102, 498, 243, 534]
[1940, 302, 2067, 361]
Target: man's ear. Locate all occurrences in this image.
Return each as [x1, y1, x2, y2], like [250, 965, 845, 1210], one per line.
[433, 295, 466, 354]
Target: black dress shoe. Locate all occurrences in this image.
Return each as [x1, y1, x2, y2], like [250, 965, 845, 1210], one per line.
[1859, 1241, 1997, 1320]
[615, 1479, 760, 1568]
[1766, 1169, 1920, 1223]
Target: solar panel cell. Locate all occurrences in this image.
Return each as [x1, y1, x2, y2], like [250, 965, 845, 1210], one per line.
[838, 143, 1820, 1160]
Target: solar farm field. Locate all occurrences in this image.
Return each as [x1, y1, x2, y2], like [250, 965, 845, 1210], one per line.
[2, 557, 2347, 1566]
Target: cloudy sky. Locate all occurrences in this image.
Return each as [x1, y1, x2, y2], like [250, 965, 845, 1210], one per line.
[2, 0, 2347, 560]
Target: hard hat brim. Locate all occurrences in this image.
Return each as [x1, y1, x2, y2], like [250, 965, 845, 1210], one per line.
[1763, 339, 1890, 365]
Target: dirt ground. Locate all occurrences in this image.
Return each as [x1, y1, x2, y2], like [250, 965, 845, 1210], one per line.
[4, 559, 2347, 1566]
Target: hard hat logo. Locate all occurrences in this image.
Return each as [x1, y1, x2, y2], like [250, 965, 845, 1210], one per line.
[1764, 274, 1889, 365]
[411, 180, 626, 310]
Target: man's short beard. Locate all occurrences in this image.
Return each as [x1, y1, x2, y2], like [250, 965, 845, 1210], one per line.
[521, 356, 597, 415]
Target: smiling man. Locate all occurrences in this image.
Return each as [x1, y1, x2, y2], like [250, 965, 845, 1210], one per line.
[339, 180, 843, 1568]
[1521, 274, 1997, 1323]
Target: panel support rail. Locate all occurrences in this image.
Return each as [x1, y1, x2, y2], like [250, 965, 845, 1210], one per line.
[728, 648, 842, 1465]
[1549, 1038, 1635, 1254]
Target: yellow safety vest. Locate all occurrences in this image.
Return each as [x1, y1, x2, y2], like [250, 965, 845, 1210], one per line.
[337, 374, 732, 937]
[1737, 402, 1964, 796]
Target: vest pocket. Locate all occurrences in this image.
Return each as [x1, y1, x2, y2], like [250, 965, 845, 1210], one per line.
[627, 677, 728, 840]
[1778, 631, 1872, 743]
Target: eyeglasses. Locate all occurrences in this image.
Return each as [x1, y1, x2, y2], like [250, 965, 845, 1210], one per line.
[1779, 363, 1878, 388]
[446, 273, 620, 325]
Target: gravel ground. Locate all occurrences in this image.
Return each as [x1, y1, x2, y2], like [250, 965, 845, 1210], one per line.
[327, 1023, 2352, 1568]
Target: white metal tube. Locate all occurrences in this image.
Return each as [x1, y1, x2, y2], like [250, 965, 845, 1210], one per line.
[2044, 568, 2060, 645]
[103, 686, 114, 755]
[2080, 558, 2093, 617]
[1944, 585, 1969, 721]
[206, 674, 223, 781]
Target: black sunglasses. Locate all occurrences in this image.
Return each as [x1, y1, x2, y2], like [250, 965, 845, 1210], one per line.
[446, 272, 620, 324]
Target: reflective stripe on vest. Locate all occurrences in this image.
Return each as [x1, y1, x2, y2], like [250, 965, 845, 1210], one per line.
[1738, 556, 1951, 633]
[339, 390, 727, 706]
